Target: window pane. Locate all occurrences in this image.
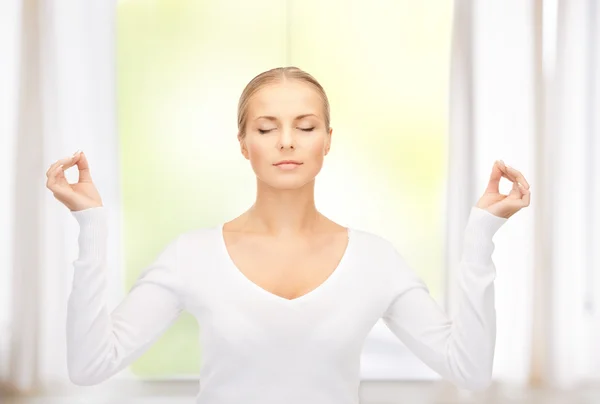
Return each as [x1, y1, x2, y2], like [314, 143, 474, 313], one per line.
[287, 0, 452, 379]
[117, 0, 451, 378]
[117, 0, 287, 377]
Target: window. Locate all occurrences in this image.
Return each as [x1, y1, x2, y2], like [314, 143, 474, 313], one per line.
[117, 0, 452, 378]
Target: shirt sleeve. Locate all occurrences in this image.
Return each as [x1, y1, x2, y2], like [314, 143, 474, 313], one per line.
[66, 207, 185, 386]
[381, 206, 508, 391]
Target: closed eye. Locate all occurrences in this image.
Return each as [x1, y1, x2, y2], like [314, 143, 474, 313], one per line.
[258, 127, 315, 134]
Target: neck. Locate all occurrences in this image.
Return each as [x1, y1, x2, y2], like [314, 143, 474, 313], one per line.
[244, 178, 323, 236]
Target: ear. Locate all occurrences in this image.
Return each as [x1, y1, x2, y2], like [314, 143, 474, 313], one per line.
[324, 127, 333, 156]
[238, 133, 249, 160]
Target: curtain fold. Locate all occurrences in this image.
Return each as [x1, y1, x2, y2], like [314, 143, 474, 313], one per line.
[446, 0, 536, 385]
[1, 0, 121, 395]
[0, 0, 20, 391]
[543, 0, 600, 389]
[3, 0, 44, 393]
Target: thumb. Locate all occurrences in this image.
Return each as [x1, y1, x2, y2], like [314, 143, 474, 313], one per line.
[485, 161, 503, 193]
[508, 181, 522, 199]
[76, 151, 93, 183]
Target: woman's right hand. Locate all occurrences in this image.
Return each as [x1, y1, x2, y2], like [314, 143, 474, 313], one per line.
[46, 150, 104, 212]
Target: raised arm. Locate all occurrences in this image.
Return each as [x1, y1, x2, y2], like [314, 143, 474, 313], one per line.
[67, 207, 185, 385]
[381, 206, 507, 391]
[381, 160, 531, 391]
[45, 151, 185, 385]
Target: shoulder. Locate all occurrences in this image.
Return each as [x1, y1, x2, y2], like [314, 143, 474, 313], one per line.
[347, 227, 404, 270]
[147, 226, 221, 266]
[348, 227, 426, 288]
[175, 225, 222, 252]
[348, 226, 398, 256]
[155, 226, 224, 282]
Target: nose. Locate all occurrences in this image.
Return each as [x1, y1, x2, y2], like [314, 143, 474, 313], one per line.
[277, 127, 295, 150]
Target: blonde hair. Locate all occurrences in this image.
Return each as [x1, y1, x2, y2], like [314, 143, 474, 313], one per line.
[237, 66, 331, 139]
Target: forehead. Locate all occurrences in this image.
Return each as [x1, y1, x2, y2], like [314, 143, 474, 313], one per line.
[248, 81, 323, 119]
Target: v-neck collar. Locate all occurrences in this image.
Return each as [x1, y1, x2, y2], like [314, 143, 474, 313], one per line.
[216, 224, 353, 305]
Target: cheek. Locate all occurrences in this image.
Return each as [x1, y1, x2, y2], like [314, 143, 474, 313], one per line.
[309, 136, 327, 156]
[248, 141, 266, 160]
[247, 141, 273, 172]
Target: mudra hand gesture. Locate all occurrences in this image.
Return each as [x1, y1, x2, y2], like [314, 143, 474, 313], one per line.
[45, 150, 103, 212]
[476, 160, 531, 219]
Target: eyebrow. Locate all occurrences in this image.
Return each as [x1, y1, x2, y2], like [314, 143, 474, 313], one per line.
[254, 114, 318, 121]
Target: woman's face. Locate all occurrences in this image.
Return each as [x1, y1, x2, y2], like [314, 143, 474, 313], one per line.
[239, 80, 333, 190]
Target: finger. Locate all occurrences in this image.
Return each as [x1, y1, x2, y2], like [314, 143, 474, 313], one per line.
[45, 151, 82, 178]
[46, 159, 64, 178]
[505, 164, 530, 189]
[46, 164, 69, 191]
[518, 183, 531, 206]
[485, 161, 504, 193]
[76, 151, 92, 182]
[497, 160, 518, 183]
[509, 181, 521, 198]
[61, 151, 83, 172]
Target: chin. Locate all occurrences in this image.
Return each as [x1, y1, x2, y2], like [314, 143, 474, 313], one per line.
[261, 175, 316, 190]
[254, 165, 321, 190]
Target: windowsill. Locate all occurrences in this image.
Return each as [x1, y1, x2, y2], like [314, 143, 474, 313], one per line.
[37, 378, 465, 401]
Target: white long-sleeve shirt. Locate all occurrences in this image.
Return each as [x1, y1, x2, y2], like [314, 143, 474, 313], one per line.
[67, 206, 507, 403]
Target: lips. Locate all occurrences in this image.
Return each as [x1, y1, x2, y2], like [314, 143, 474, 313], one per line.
[274, 160, 303, 166]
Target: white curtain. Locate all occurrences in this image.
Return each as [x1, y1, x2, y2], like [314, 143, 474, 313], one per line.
[544, 0, 600, 389]
[0, 0, 22, 390]
[447, 0, 600, 390]
[446, 0, 536, 385]
[0, 0, 122, 395]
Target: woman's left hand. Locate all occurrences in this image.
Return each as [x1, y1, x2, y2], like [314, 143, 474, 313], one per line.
[476, 160, 531, 219]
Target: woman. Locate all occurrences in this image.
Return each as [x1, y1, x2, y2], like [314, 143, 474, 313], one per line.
[45, 66, 531, 403]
